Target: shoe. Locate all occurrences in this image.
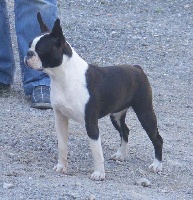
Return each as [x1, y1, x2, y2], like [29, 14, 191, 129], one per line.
[31, 85, 52, 109]
[0, 83, 11, 97]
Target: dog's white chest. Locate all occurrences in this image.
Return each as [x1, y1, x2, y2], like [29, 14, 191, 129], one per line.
[47, 52, 90, 125]
[51, 82, 88, 124]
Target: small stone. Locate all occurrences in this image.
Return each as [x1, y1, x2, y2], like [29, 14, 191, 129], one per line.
[39, 174, 46, 178]
[5, 171, 19, 177]
[160, 189, 168, 193]
[111, 31, 117, 34]
[110, 31, 117, 37]
[116, 160, 124, 165]
[184, 4, 190, 8]
[139, 169, 148, 175]
[89, 194, 96, 200]
[3, 183, 14, 189]
[65, 193, 80, 199]
[136, 178, 151, 187]
[7, 152, 15, 157]
[75, 181, 82, 187]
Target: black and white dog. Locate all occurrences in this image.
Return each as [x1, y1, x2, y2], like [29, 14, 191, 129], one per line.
[25, 13, 163, 181]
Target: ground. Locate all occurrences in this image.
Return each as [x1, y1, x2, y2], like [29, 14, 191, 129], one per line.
[1, 0, 193, 199]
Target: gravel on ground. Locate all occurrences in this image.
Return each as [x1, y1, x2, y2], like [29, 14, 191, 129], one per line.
[1, 0, 193, 199]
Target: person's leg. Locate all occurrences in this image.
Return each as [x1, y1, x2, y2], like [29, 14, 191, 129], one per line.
[0, 0, 15, 94]
[14, 0, 58, 108]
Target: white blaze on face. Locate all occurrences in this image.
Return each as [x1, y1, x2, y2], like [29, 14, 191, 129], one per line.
[27, 35, 44, 70]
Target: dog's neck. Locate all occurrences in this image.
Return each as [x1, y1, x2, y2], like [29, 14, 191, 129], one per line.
[44, 47, 88, 81]
[43, 46, 89, 92]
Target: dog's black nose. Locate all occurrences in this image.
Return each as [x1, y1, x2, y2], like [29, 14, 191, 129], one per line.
[27, 50, 35, 58]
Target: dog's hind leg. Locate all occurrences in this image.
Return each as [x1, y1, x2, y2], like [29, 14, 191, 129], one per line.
[53, 108, 69, 173]
[110, 109, 129, 162]
[132, 102, 163, 173]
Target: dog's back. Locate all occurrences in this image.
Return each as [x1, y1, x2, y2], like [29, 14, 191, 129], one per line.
[85, 64, 152, 118]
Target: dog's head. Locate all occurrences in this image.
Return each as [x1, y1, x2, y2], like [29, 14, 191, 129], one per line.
[25, 12, 72, 71]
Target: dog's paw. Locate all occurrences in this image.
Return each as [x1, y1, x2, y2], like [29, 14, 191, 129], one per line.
[110, 143, 127, 162]
[53, 163, 67, 173]
[149, 159, 162, 173]
[110, 151, 126, 162]
[90, 171, 105, 181]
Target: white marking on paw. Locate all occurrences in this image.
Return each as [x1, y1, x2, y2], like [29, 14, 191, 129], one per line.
[53, 163, 67, 173]
[110, 140, 127, 161]
[149, 158, 162, 173]
[90, 171, 105, 181]
[111, 151, 126, 161]
[89, 137, 105, 180]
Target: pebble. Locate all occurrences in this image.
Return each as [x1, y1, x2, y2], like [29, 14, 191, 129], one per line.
[136, 178, 151, 187]
[110, 31, 117, 37]
[116, 160, 124, 165]
[3, 183, 14, 189]
[89, 194, 96, 200]
[139, 169, 148, 175]
[75, 181, 82, 187]
[160, 189, 169, 193]
[7, 152, 15, 157]
[65, 193, 80, 199]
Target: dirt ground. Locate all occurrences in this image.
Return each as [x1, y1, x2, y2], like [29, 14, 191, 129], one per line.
[1, 0, 193, 199]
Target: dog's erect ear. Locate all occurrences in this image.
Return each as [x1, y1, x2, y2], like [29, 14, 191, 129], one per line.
[50, 19, 65, 43]
[50, 19, 72, 56]
[37, 12, 50, 33]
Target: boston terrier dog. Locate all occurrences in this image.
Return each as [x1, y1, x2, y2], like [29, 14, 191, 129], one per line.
[25, 12, 163, 181]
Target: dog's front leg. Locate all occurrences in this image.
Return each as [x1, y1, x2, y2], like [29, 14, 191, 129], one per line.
[86, 121, 105, 181]
[53, 108, 69, 173]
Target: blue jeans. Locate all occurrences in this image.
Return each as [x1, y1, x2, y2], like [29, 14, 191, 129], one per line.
[0, 0, 57, 95]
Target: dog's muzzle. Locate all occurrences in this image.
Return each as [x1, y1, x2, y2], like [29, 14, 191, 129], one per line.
[24, 50, 43, 71]
[24, 56, 30, 67]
